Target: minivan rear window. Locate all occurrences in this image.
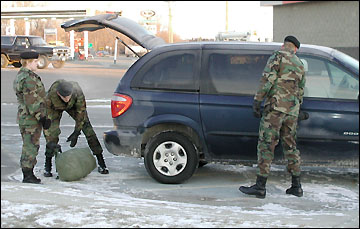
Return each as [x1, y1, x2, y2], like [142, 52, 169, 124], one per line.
[131, 51, 199, 91]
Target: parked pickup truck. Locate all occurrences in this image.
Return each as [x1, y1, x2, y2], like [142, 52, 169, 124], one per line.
[1, 35, 70, 69]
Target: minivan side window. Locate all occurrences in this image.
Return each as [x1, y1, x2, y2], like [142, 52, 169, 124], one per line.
[131, 51, 198, 91]
[299, 55, 359, 100]
[204, 53, 269, 95]
[327, 62, 358, 99]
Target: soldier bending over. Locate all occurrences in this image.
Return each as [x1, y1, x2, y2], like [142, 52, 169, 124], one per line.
[43, 79, 109, 177]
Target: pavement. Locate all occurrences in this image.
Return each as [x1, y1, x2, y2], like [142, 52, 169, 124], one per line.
[67, 55, 137, 69]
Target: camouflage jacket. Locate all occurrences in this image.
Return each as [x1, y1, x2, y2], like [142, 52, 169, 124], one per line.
[46, 80, 87, 132]
[254, 48, 306, 116]
[13, 67, 47, 125]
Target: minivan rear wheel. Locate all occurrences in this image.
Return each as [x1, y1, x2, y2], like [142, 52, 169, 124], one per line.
[144, 132, 198, 184]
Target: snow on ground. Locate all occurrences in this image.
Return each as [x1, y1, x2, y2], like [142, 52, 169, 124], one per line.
[1, 160, 359, 228]
[1, 102, 359, 227]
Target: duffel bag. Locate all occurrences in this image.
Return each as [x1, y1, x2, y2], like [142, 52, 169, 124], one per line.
[55, 147, 96, 181]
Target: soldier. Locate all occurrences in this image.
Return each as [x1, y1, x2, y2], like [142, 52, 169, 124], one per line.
[239, 35, 308, 198]
[13, 51, 51, 184]
[43, 79, 109, 177]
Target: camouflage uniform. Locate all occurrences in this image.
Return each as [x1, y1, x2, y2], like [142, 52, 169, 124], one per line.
[43, 80, 103, 157]
[254, 48, 306, 177]
[13, 67, 47, 169]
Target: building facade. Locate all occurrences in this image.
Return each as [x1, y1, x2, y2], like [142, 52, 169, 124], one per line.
[262, 1, 359, 60]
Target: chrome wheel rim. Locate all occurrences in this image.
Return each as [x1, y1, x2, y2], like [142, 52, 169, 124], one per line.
[153, 141, 187, 176]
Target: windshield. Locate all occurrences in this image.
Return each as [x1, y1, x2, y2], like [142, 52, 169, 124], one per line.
[333, 50, 359, 76]
[1, 36, 15, 45]
[29, 37, 48, 46]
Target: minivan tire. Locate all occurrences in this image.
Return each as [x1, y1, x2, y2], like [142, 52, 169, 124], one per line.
[144, 132, 198, 184]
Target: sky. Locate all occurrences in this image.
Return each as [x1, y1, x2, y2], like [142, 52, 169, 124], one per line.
[114, 1, 273, 40]
[1, 1, 273, 40]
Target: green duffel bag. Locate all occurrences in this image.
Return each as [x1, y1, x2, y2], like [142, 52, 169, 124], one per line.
[55, 147, 96, 181]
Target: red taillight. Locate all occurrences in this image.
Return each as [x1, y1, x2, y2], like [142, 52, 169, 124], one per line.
[111, 93, 132, 118]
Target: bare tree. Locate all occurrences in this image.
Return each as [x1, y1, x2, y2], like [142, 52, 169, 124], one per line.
[1, 6, 185, 51]
[156, 30, 183, 43]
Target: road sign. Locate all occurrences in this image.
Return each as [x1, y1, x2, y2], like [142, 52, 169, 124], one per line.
[144, 25, 157, 35]
[140, 10, 155, 18]
[44, 28, 57, 35]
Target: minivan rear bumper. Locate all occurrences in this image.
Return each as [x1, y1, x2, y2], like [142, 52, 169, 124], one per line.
[103, 129, 142, 158]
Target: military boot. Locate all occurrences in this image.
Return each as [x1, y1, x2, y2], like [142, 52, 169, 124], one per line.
[239, 175, 267, 198]
[96, 154, 109, 174]
[22, 168, 41, 184]
[286, 175, 303, 197]
[44, 156, 53, 177]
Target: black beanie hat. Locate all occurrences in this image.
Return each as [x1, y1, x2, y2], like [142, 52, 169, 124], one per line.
[57, 81, 73, 97]
[284, 35, 300, 49]
[20, 51, 39, 59]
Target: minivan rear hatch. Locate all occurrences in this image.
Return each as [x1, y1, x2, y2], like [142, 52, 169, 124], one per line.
[61, 14, 166, 51]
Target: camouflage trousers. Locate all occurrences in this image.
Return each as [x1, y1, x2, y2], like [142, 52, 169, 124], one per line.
[44, 109, 103, 158]
[256, 110, 301, 177]
[19, 122, 42, 169]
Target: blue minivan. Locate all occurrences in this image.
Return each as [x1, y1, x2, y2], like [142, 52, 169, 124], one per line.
[62, 14, 359, 184]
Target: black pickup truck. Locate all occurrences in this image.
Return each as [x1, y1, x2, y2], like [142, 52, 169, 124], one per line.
[1, 35, 70, 69]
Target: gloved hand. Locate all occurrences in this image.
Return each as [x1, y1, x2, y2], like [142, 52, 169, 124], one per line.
[46, 142, 62, 155]
[67, 130, 81, 147]
[252, 100, 262, 118]
[39, 116, 51, 130]
[55, 144, 62, 154]
[298, 111, 309, 121]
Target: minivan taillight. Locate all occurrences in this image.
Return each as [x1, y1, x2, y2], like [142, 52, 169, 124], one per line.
[111, 93, 132, 118]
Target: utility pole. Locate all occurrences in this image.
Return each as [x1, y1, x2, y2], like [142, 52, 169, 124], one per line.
[225, 1, 228, 32]
[114, 38, 118, 64]
[168, 1, 173, 43]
